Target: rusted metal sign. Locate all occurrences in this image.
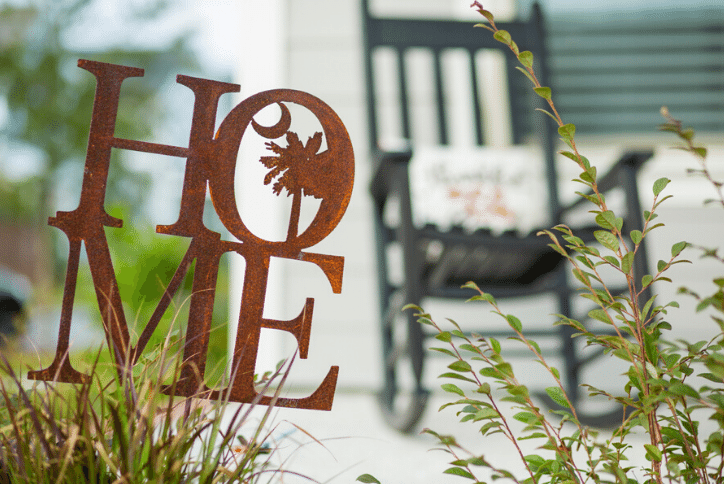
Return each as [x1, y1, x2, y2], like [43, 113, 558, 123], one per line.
[28, 59, 354, 411]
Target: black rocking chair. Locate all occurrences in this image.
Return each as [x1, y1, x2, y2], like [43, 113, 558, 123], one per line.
[362, 1, 653, 432]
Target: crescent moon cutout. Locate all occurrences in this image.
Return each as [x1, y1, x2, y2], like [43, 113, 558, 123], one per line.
[251, 102, 292, 139]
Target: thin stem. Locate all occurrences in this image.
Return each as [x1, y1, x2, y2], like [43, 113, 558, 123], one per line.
[661, 107, 724, 208]
[428, 319, 539, 482]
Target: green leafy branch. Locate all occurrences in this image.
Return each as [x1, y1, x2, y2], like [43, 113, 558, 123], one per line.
[471, 2, 602, 213]
[405, 300, 596, 483]
[659, 107, 723, 208]
[363, 5, 724, 484]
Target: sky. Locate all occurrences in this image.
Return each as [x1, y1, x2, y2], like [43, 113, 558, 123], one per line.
[60, 0, 242, 77]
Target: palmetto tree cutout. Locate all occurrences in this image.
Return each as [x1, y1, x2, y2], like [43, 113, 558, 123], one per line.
[260, 130, 334, 241]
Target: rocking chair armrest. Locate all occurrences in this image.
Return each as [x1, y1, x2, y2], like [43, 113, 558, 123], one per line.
[561, 150, 654, 216]
[369, 148, 414, 200]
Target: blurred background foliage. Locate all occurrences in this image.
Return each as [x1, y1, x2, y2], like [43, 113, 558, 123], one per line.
[0, 0, 228, 377]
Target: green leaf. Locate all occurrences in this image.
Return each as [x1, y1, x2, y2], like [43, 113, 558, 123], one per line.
[604, 255, 620, 268]
[563, 234, 585, 247]
[477, 382, 491, 394]
[496, 362, 514, 378]
[493, 29, 512, 45]
[489, 337, 501, 354]
[644, 223, 664, 235]
[641, 295, 656, 321]
[642, 274, 653, 288]
[559, 150, 578, 161]
[575, 191, 600, 205]
[466, 457, 486, 467]
[357, 474, 381, 484]
[545, 386, 570, 408]
[431, 347, 457, 358]
[516, 66, 537, 85]
[480, 367, 501, 379]
[595, 211, 615, 229]
[436, 332, 452, 342]
[548, 242, 567, 256]
[459, 343, 478, 354]
[533, 86, 552, 100]
[529, 339, 542, 354]
[468, 293, 495, 303]
[513, 412, 539, 424]
[614, 216, 623, 231]
[653, 177, 671, 196]
[579, 171, 594, 184]
[699, 372, 722, 383]
[588, 309, 611, 324]
[474, 408, 501, 421]
[671, 241, 688, 257]
[439, 372, 477, 383]
[518, 50, 534, 68]
[558, 123, 575, 140]
[621, 252, 634, 274]
[441, 383, 465, 397]
[461, 281, 480, 291]
[576, 255, 594, 269]
[680, 128, 694, 141]
[535, 108, 559, 123]
[418, 317, 433, 326]
[448, 360, 472, 372]
[644, 444, 662, 462]
[506, 315, 522, 332]
[572, 268, 590, 286]
[645, 360, 658, 378]
[477, 8, 495, 23]
[669, 382, 700, 399]
[524, 454, 546, 467]
[402, 303, 423, 312]
[630, 230, 643, 245]
[688, 340, 707, 354]
[474, 23, 495, 32]
[444, 467, 475, 479]
[478, 421, 501, 435]
[594, 230, 619, 252]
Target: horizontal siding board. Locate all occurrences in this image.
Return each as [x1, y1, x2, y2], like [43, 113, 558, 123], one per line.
[549, 9, 724, 33]
[547, 9, 724, 134]
[570, 119, 723, 134]
[550, 32, 724, 52]
[551, 51, 723, 70]
[556, 91, 724, 107]
[551, 71, 724, 90]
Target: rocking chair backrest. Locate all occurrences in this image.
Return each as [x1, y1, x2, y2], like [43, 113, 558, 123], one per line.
[361, 2, 562, 224]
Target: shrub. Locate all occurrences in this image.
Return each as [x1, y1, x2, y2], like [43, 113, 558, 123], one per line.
[0, 333, 298, 483]
[362, 3, 724, 483]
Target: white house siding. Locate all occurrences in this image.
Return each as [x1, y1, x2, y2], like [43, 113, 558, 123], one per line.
[239, 0, 724, 395]
[259, 0, 377, 391]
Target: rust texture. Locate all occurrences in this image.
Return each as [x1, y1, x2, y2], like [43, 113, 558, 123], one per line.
[28, 59, 355, 411]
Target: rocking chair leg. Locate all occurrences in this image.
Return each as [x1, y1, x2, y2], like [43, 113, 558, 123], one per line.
[539, 285, 628, 428]
[378, 294, 429, 433]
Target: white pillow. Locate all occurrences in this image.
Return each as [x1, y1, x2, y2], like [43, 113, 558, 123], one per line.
[409, 146, 548, 235]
